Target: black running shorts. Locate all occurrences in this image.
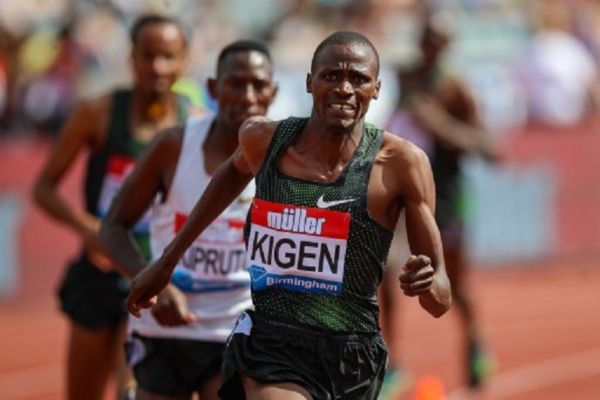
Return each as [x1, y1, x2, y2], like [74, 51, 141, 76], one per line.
[219, 311, 388, 400]
[58, 254, 129, 329]
[127, 333, 225, 397]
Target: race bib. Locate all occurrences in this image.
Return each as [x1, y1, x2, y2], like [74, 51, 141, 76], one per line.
[246, 199, 350, 296]
[97, 155, 151, 234]
[171, 213, 250, 293]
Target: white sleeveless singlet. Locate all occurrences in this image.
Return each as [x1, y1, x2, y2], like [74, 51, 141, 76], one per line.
[129, 113, 254, 341]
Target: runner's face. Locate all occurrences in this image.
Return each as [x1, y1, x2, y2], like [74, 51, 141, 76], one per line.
[131, 23, 187, 95]
[213, 51, 276, 130]
[307, 43, 380, 134]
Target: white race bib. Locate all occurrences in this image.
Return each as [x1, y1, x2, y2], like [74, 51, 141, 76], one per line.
[246, 199, 350, 296]
[171, 213, 250, 293]
[97, 155, 151, 234]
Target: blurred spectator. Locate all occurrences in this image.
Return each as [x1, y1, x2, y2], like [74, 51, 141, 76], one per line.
[519, 0, 600, 127]
[18, 24, 84, 136]
[0, 24, 22, 132]
[0, 38, 8, 129]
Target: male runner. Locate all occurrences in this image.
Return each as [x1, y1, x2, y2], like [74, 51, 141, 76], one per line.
[384, 16, 498, 389]
[99, 40, 277, 400]
[125, 31, 451, 400]
[33, 15, 189, 400]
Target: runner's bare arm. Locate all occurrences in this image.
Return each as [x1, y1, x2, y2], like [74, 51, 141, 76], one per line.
[33, 98, 106, 235]
[126, 117, 276, 315]
[33, 97, 113, 270]
[100, 127, 183, 278]
[396, 140, 451, 317]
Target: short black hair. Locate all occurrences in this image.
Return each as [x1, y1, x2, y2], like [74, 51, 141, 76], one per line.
[311, 31, 380, 74]
[216, 40, 272, 74]
[130, 14, 187, 46]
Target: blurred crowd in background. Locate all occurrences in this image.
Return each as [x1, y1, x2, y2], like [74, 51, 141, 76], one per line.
[1, 0, 600, 138]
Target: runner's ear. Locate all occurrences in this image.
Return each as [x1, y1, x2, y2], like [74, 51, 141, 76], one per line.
[372, 79, 381, 100]
[207, 77, 217, 100]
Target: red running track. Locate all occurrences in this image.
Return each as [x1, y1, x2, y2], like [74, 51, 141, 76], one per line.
[0, 261, 598, 399]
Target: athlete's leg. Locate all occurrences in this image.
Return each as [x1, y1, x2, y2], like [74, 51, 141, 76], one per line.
[66, 322, 116, 400]
[379, 267, 404, 368]
[242, 376, 312, 400]
[111, 320, 136, 400]
[198, 372, 222, 400]
[378, 213, 411, 399]
[134, 388, 190, 400]
[445, 243, 492, 388]
[444, 244, 475, 336]
[445, 244, 476, 385]
[378, 269, 411, 400]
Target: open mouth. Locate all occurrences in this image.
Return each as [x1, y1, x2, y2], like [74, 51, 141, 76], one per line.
[328, 103, 355, 111]
[327, 103, 356, 118]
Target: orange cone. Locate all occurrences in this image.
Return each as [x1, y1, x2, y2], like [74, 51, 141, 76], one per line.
[413, 375, 446, 400]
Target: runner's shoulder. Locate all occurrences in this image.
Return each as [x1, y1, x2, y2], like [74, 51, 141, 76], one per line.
[146, 124, 185, 158]
[238, 117, 279, 171]
[73, 93, 112, 120]
[61, 93, 112, 147]
[381, 131, 430, 170]
[239, 116, 278, 146]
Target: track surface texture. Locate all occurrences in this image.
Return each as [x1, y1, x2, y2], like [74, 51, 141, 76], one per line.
[0, 261, 598, 399]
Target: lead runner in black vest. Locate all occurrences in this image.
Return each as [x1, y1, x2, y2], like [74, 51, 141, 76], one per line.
[126, 31, 452, 400]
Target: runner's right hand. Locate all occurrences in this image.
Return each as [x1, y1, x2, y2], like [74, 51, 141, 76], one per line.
[151, 284, 197, 326]
[398, 255, 435, 296]
[126, 258, 172, 317]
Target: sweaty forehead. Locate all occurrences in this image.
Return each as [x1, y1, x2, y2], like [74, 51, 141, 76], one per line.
[314, 42, 378, 74]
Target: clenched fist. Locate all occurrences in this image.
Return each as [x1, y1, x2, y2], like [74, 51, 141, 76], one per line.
[399, 255, 435, 296]
[126, 259, 172, 317]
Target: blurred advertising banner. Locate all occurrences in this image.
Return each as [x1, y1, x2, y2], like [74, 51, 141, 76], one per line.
[0, 140, 81, 299]
[464, 122, 600, 266]
[464, 157, 557, 265]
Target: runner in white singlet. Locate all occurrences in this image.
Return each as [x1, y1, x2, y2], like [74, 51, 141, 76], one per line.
[99, 40, 277, 400]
